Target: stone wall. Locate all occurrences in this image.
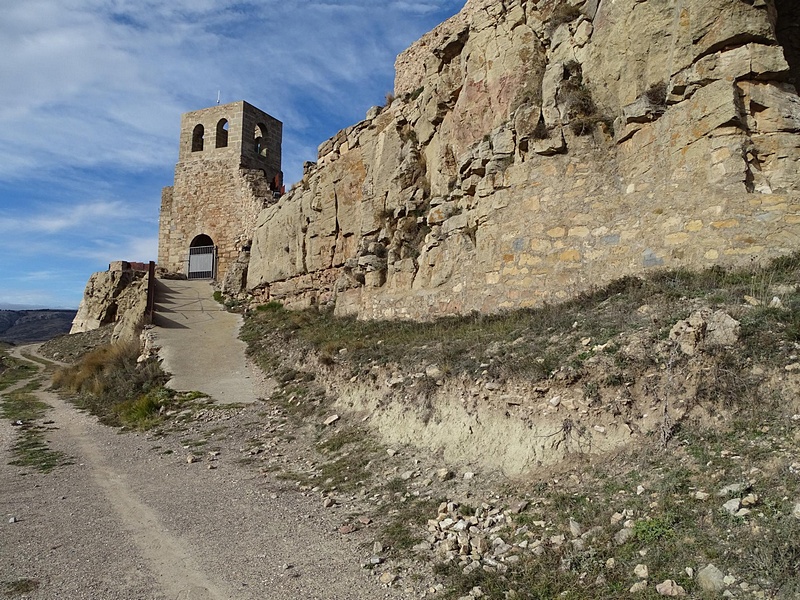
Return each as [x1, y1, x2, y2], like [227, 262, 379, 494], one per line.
[158, 101, 282, 281]
[246, 0, 800, 320]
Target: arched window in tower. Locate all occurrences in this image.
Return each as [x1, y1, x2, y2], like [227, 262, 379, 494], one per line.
[216, 119, 229, 148]
[191, 124, 204, 152]
[254, 123, 268, 158]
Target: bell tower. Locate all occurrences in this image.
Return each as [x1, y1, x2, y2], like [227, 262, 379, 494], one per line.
[158, 101, 283, 282]
[177, 101, 282, 173]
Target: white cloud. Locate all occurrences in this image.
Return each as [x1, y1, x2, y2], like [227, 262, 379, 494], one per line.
[0, 0, 465, 308]
[0, 200, 145, 235]
[66, 234, 159, 264]
[0, 0, 464, 179]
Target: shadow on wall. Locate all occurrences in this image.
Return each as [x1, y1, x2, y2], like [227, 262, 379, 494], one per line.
[775, 0, 800, 91]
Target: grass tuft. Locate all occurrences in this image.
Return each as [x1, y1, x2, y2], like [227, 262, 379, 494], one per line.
[52, 342, 171, 429]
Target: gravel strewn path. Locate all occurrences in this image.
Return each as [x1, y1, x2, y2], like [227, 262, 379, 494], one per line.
[1, 346, 406, 599]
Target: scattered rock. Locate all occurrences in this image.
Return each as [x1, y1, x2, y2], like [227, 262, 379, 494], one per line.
[186, 454, 199, 464]
[717, 483, 748, 497]
[670, 309, 740, 356]
[323, 414, 340, 426]
[656, 580, 687, 596]
[630, 580, 648, 593]
[634, 564, 649, 579]
[379, 572, 397, 585]
[569, 518, 583, 538]
[436, 468, 454, 481]
[614, 527, 634, 545]
[697, 564, 726, 592]
[412, 541, 432, 552]
[425, 365, 444, 379]
[722, 498, 741, 515]
[8, 516, 17, 524]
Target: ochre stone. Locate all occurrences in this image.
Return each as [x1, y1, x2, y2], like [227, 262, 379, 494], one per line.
[158, 101, 283, 283]
[148, 2, 799, 321]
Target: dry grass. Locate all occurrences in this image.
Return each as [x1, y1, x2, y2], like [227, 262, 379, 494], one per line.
[52, 342, 171, 428]
[239, 255, 800, 598]
[243, 255, 800, 396]
[547, 3, 582, 34]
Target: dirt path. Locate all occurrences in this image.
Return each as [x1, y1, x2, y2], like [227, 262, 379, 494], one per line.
[0, 346, 406, 599]
[152, 279, 258, 404]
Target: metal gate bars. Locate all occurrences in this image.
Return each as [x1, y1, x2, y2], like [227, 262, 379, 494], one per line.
[188, 245, 215, 279]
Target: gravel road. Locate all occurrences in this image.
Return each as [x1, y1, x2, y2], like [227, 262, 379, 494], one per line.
[1, 344, 408, 599]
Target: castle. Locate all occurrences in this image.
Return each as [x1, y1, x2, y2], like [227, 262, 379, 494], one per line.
[157, 101, 283, 282]
[157, 1, 800, 322]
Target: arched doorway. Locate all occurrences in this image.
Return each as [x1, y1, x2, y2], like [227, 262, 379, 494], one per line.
[188, 234, 215, 280]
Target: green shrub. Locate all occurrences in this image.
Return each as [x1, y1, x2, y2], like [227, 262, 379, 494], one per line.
[633, 515, 676, 543]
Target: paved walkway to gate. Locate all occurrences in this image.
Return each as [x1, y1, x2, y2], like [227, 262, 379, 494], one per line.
[152, 279, 258, 404]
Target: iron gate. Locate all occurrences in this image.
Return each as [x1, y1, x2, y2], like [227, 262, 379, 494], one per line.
[188, 245, 215, 279]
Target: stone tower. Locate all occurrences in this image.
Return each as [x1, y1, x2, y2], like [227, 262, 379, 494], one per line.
[158, 101, 283, 282]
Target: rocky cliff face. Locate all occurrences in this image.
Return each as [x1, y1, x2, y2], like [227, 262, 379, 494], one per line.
[247, 0, 800, 319]
[70, 262, 152, 342]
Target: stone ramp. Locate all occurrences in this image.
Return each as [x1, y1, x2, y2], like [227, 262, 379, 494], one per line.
[153, 279, 257, 404]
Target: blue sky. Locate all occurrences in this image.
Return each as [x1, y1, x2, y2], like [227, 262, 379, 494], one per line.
[0, 0, 464, 310]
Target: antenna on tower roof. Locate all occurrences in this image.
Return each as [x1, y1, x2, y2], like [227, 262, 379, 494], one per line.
[216, 90, 221, 105]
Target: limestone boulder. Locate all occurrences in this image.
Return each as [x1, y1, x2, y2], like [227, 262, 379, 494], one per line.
[70, 265, 150, 342]
[669, 309, 741, 356]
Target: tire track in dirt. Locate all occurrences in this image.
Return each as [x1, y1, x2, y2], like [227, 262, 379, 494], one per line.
[3, 346, 233, 600]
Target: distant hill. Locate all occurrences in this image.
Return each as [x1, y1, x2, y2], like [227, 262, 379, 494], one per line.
[0, 310, 77, 343]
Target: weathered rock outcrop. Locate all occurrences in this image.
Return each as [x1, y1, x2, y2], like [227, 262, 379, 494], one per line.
[247, 0, 800, 319]
[70, 261, 152, 342]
